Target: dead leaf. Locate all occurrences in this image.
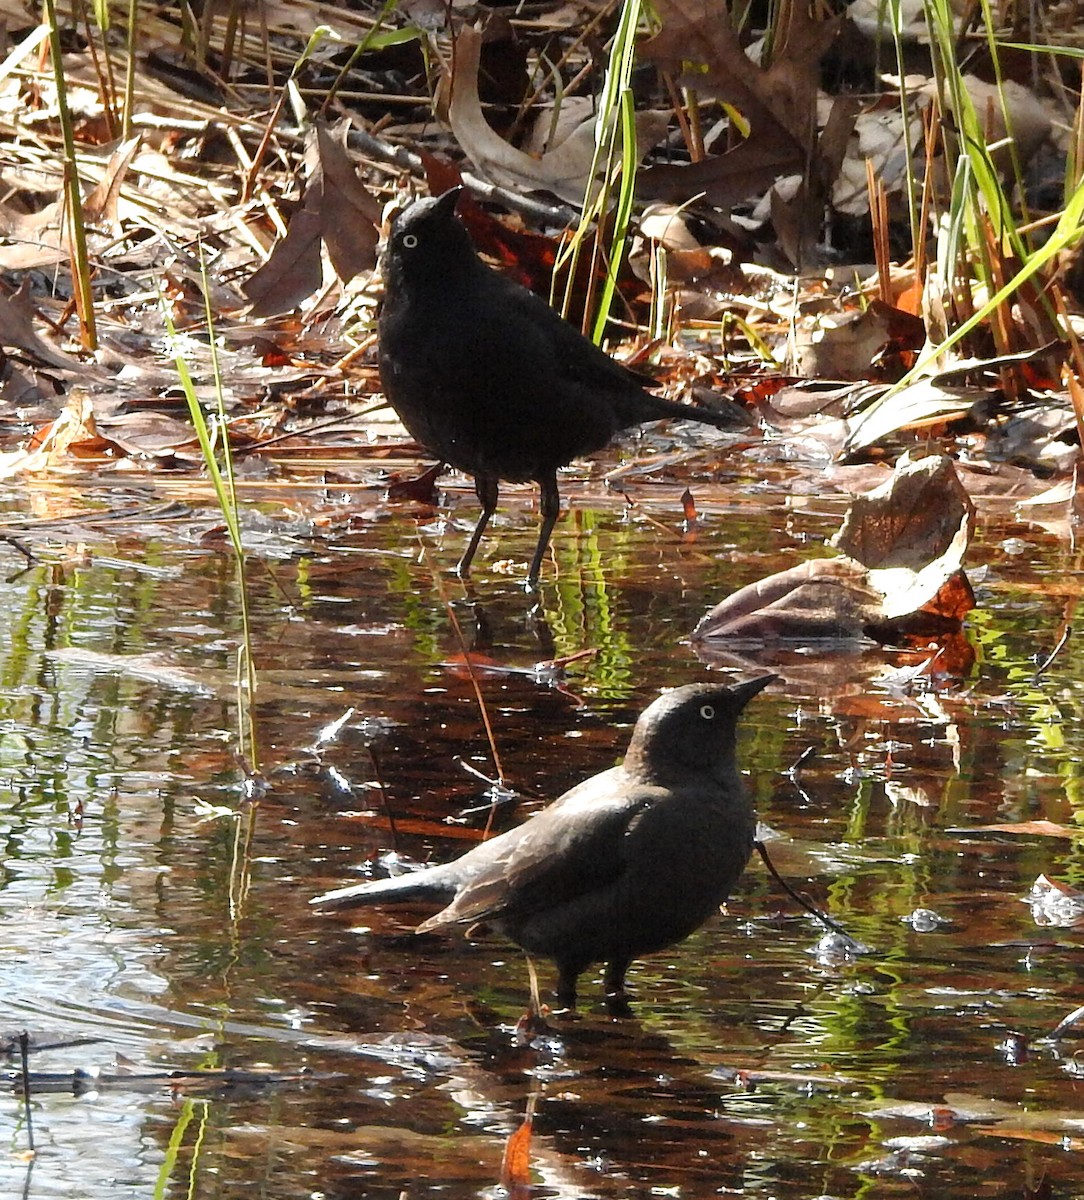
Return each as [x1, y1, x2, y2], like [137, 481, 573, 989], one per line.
[242, 122, 381, 315]
[793, 305, 899, 381]
[0, 390, 98, 477]
[442, 25, 667, 205]
[956, 821, 1080, 838]
[833, 453, 975, 571]
[313, 122, 383, 282]
[84, 135, 142, 231]
[973, 1126, 1084, 1151]
[500, 1115, 533, 1189]
[639, 0, 838, 208]
[44, 647, 219, 694]
[694, 454, 975, 643]
[242, 209, 324, 316]
[841, 378, 993, 457]
[691, 556, 884, 642]
[0, 277, 86, 371]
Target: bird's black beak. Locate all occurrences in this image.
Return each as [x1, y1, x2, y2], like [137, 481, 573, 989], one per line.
[433, 185, 464, 218]
[728, 674, 778, 710]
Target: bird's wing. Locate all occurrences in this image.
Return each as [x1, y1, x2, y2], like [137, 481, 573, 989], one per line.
[418, 769, 663, 931]
[489, 272, 652, 393]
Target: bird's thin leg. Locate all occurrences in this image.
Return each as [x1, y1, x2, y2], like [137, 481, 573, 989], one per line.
[457, 475, 499, 578]
[603, 958, 633, 1017]
[527, 473, 561, 589]
[555, 962, 579, 1014]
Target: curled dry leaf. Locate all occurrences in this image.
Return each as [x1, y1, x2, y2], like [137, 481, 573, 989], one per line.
[841, 379, 993, 458]
[442, 25, 667, 205]
[0, 390, 100, 478]
[638, 0, 838, 208]
[243, 122, 381, 316]
[691, 557, 884, 642]
[692, 454, 976, 644]
[832, 452, 974, 570]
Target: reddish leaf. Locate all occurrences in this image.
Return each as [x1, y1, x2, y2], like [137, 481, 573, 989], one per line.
[500, 1116, 533, 1189]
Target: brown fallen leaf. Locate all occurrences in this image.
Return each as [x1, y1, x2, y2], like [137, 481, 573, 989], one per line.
[243, 122, 381, 315]
[242, 209, 324, 317]
[693, 454, 976, 643]
[500, 1113, 533, 1190]
[0, 390, 99, 477]
[0, 277, 87, 371]
[691, 556, 883, 642]
[84, 135, 143, 231]
[639, 0, 839, 211]
[973, 1126, 1084, 1151]
[441, 25, 667, 205]
[313, 121, 383, 282]
[792, 304, 901, 382]
[951, 821, 1080, 839]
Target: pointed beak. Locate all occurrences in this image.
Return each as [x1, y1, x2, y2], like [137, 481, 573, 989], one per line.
[728, 674, 778, 710]
[433, 185, 464, 219]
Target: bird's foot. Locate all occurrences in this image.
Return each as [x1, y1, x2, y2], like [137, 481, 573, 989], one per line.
[605, 990, 634, 1018]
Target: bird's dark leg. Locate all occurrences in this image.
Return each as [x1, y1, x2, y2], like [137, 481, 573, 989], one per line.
[554, 962, 579, 1014]
[603, 958, 634, 1017]
[457, 475, 499, 578]
[527, 473, 561, 589]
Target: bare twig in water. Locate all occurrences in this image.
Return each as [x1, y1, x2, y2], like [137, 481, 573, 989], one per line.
[755, 841, 855, 942]
[421, 544, 508, 832]
[18, 1031, 33, 1152]
[1031, 625, 1071, 684]
[786, 745, 816, 777]
[367, 745, 399, 851]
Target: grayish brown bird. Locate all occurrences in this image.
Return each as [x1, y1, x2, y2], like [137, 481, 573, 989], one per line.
[312, 676, 775, 1013]
[377, 189, 732, 588]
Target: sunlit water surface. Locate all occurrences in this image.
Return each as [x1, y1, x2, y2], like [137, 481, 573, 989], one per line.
[0, 463, 1082, 1200]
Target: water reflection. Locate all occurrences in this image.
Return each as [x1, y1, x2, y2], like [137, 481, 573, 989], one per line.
[0, 486, 1081, 1199]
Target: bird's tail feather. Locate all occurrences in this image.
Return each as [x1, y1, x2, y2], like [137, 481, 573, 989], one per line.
[310, 869, 454, 910]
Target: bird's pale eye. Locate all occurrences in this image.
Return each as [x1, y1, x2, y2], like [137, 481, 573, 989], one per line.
[402, 233, 419, 249]
[700, 704, 715, 720]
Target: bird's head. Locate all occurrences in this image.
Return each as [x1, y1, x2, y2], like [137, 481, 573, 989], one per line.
[624, 676, 776, 784]
[383, 187, 475, 285]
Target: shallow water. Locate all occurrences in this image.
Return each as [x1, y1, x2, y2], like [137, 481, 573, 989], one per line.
[1, 462, 1082, 1199]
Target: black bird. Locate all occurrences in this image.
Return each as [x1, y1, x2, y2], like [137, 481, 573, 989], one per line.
[377, 188, 732, 588]
[311, 676, 775, 1013]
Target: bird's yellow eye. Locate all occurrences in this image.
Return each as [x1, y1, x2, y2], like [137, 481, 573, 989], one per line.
[402, 233, 419, 248]
[700, 705, 715, 720]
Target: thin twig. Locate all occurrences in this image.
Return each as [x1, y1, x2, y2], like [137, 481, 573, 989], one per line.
[1031, 625, 1071, 684]
[18, 1031, 33, 1152]
[443, 600, 507, 791]
[1047, 1002, 1084, 1042]
[421, 543, 508, 798]
[0, 535, 36, 566]
[755, 841, 854, 941]
[786, 745, 816, 777]
[367, 745, 399, 852]
[346, 127, 578, 228]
